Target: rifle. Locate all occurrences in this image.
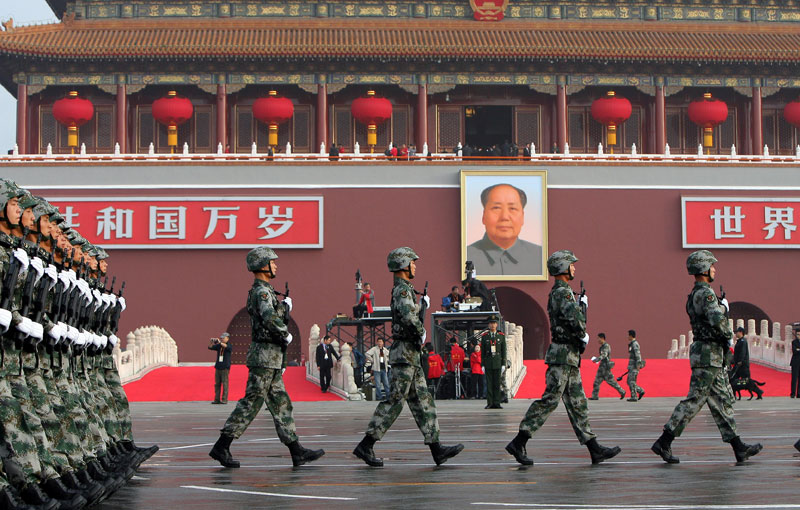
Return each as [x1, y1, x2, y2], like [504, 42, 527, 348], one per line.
[16, 233, 43, 353]
[108, 281, 126, 335]
[416, 280, 429, 322]
[0, 229, 28, 367]
[578, 280, 587, 354]
[616, 370, 629, 382]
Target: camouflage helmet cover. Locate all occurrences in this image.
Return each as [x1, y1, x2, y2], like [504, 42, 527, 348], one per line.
[94, 247, 109, 260]
[31, 197, 57, 221]
[686, 249, 717, 275]
[387, 246, 419, 272]
[246, 246, 278, 272]
[0, 180, 26, 210]
[18, 193, 38, 211]
[547, 249, 578, 276]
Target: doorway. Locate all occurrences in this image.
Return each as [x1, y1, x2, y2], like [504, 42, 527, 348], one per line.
[493, 286, 549, 359]
[464, 106, 513, 152]
[225, 308, 302, 365]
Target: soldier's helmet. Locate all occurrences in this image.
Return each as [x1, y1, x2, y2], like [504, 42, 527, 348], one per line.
[0, 180, 26, 211]
[547, 249, 578, 276]
[246, 246, 278, 272]
[686, 249, 717, 275]
[31, 197, 56, 222]
[387, 246, 419, 272]
[18, 193, 38, 211]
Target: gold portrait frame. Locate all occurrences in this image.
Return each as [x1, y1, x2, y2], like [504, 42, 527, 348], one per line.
[460, 170, 548, 281]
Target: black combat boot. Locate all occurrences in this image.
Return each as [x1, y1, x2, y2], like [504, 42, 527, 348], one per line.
[730, 436, 763, 463]
[353, 435, 383, 467]
[3, 484, 59, 510]
[429, 442, 464, 466]
[619, 390, 626, 400]
[77, 467, 118, 498]
[209, 434, 240, 468]
[586, 438, 621, 465]
[651, 429, 679, 464]
[120, 440, 159, 461]
[19, 484, 59, 509]
[794, 438, 800, 453]
[40, 478, 88, 510]
[505, 431, 533, 466]
[62, 469, 105, 505]
[287, 441, 325, 467]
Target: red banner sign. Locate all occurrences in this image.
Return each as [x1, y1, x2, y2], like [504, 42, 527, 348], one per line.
[47, 197, 323, 249]
[682, 197, 800, 248]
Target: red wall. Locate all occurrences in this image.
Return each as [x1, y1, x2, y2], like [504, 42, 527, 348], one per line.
[57, 186, 799, 362]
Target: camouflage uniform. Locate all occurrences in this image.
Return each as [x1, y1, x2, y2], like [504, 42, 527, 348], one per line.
[591, 342, 625, 398]
[663, 280, 737, 441]
[626, 338, 645, 400]
[220, 279, 298, 445]
[518, 279, 596, 444]
[365, 276, 440, 444]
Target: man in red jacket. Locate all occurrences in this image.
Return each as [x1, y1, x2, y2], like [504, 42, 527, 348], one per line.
[448, 338, 466, 398]
[426, 344, 444, 396]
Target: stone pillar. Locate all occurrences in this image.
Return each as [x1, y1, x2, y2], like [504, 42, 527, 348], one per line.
[751, 83, 762, 155]
[116, 83, 128, 153]
[655, 81, 666, 154]
[216, 83, 227, 150]
[417, 81, 428, 151]
[556, 77, 567, 151]
[317, 82, 327, 149]
[16, 83, 27, 154]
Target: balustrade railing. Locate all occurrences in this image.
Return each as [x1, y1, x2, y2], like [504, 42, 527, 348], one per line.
[113, 325, 179, 384]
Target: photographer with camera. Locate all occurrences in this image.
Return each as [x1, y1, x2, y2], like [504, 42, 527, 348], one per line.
[208, 332, 233, 404]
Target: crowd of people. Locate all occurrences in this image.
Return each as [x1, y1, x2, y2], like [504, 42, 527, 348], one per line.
[0, 179, 158, 510]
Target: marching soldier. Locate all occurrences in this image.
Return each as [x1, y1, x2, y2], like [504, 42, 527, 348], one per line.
[505, 250, 621, 466]
[353, 247, 464, 467]
[480, 315, 506, 409]
[652, 250, 762, 464]
[210, 246, 324, 468]
[589, 333, 625, 400]
[626, 330, 645, 401]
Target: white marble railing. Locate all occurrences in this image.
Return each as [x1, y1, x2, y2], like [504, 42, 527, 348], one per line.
[114, 325, 179, 384]
[306, 320, 527, 400]
[667, 318, 792, 372]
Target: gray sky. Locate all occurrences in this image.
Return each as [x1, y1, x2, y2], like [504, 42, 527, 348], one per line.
[0, 1, 59, 152]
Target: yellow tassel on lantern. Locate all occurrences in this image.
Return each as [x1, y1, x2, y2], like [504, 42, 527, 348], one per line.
[167, 124, 178, 147]
[703, 126, 713, 148]
[269, 124, 278, 147]
[67, 125, 78, 149]
[607, 123, 617, 146]
[367, 124, 377, 147]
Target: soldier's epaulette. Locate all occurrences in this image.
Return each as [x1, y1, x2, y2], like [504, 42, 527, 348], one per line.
[480, 331, 489, 337]
[498, 331, 505, 336]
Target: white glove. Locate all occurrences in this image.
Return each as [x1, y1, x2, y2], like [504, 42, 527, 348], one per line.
[99, 335, 108, 348]
[58, 270, 71, 287]
[66, 269, 77, 287]
[48, 322, 67, 341]
[76, 330, 88, 346]
[0, 308, 12, 333]
[66, 326, 79, 343]
[118, 297, 126, 311]
[109, 294, 117, 306]
[76, 279, 90, 300]
[44, 264, 58, 283]
[12, 248, 29, 270]
[281, 368, 286, 375]
[284, 333, 293, 345]
[720, 298, 729, 313]
[579, 294, 588, 309]
[591, 356, 598, 363]
[29, 257, 44, 281]
[581, 333, 590, 345]
[16, 317, 35, 337]
[93, 289, 102, 303]
[421, 329, 427, 344]
[57, 321, 68, 340]
[109, 334, 119, 347]
[501, 365, 507, 374]
[422, 295, 430, 309]
[28, 321, 43, 340]
[282, 297, 293, 312]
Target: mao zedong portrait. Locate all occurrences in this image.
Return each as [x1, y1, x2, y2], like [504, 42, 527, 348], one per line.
[466, 183, 543, 276]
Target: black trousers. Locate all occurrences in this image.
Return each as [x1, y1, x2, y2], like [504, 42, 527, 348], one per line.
[791, 364, 800, 397]
[320, 366, 332, 392]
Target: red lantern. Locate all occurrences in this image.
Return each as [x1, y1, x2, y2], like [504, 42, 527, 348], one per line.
[783, 100, 800, 129]
[351, 90, 392, 148]
[591, 91, 632, 152]
[52, 91, 94, 151]
[252, 90, 294, 147]
[152, 91, 194, 149]
[688, 92, 728, 150]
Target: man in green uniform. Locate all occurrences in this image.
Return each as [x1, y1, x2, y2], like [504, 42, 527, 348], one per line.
[209, 246, 324, 468]
[480, 315, 506, 409]
[589, 333, 625, 400]
[626, 330, 645, 401]
[652, 250, 762, 464]
[353, 247, 464, 467]
[505, 250, 621, 466]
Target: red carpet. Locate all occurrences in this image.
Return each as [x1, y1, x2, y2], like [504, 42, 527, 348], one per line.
[123, 366, 343, 402]
[514, 359, 791, 399]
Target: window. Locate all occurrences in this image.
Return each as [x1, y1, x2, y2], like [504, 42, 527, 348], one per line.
[38, 104, 115, 154]
[136, 103, 215, 153]
[233, 104, 312, 153]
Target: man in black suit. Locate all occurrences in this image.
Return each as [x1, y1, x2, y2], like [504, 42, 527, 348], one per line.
[316, 334, 341, 393]
[791, 329, 800, 398]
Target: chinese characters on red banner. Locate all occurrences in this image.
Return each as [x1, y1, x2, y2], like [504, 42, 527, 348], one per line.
[47, 197, 323, 249]
[682, 197, 800, 248]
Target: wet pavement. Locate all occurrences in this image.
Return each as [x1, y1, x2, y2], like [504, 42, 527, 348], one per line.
[104, 397, 800, 510]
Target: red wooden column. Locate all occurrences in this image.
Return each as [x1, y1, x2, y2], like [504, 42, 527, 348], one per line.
[655, 80, 666, 154]
[116, 83, 127, 153]
[16, 83, 27, 154]
[417, 81, 428, 152]
[751, 83, 763, 155]
[317, 82, 327, 150]
[216, 83, 227, 150]
[556, 77, 567, 151]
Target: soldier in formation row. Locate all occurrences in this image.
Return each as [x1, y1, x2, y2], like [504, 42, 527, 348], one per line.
[0, 179, 158, 510]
